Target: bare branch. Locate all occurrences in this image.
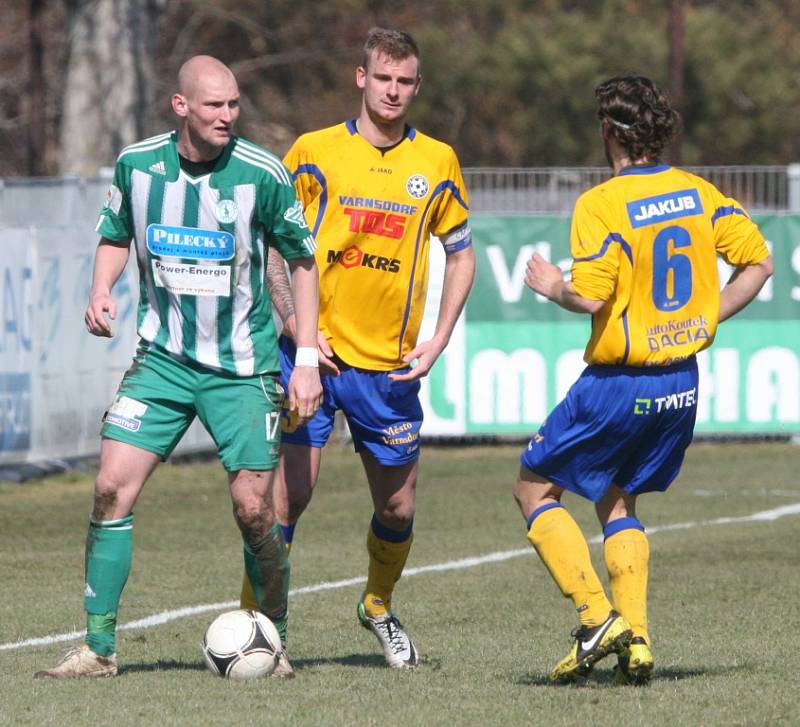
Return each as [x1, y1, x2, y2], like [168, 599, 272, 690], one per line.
[230, 47, 353, 77]
[179, 0, 279, 40]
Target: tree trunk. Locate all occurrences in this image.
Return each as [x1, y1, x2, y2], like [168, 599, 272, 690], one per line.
[27, 0, 48, 175]
[667, 0, 686, 165]
[59, 0, 158, 176]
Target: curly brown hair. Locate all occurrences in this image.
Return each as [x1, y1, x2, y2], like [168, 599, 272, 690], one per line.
[361, 27, 420, 72]
[595, 75, 681, 161]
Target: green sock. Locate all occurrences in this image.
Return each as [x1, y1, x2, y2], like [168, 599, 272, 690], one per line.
[84, 515, 133, 656]
[271, 615, 288, 644]
[243, 524, 290, 642]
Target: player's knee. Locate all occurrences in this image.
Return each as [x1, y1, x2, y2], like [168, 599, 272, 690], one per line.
[512, 478, 536, 512]
[512, 479, 525, 507]
[283, 473, 315, 517]
[285, 496, 310, 523]
[514, 469, 560, 514]
[377, 501, 414, 529]
[92, 471, 124, 518]
[233, 497, 275, 541]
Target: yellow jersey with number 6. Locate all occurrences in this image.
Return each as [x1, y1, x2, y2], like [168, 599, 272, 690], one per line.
[569, 164, 769, 366]
[283, 121, 471, 370]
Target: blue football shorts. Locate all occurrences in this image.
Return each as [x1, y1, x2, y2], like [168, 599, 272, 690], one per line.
[278, 336, 423, 466]
[520, 356, 699, 502]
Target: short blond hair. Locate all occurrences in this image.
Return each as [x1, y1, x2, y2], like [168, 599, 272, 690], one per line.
[361, 27, 420, 72]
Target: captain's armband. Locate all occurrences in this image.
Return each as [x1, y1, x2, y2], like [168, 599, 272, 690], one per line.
[441, 224, 472, 254]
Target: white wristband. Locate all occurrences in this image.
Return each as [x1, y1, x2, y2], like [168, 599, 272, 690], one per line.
[294, 346, 319, 368]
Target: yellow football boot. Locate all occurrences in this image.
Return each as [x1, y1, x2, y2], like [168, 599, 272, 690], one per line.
[612, 636, 654, 685]
[550, 610, 632, 684]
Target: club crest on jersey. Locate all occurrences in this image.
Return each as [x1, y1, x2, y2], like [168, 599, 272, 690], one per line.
[146, 224, 235, 260]
[215, 199, 238, 224]
[627, 189, 703, 228]
[406, 174, 429, 199]
[283, 200, 309, 229]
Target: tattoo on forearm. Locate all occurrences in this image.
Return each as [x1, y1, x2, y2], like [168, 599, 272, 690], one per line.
[266, 247, 295, 323]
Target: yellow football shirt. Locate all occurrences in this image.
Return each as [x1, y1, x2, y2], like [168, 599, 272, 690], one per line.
[284, 121, 470, 370]
[570, 164, 769, 366]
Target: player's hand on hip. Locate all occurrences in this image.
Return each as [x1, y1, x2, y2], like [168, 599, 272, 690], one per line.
[525, 252, 562, 300]
[317, 332, 340, 376]
[389, 338, 445, 382]
[284, 322, 339, 376]
[287, 366, 323, 425]
[85, 293, 117, 337]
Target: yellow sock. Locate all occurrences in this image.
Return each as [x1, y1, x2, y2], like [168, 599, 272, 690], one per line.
[604, 523, 650, 644]
[527, 505, 612, 627]
[363, 517, 413, 618]
[240, 569, 259, 611]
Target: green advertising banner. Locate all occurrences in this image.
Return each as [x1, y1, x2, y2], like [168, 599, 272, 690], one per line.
[420, 214, 800, 436]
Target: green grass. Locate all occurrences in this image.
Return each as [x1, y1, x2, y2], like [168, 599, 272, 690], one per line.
[1, 443, 799, 726]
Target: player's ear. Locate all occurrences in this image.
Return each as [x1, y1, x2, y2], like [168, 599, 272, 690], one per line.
[172, 93, 189, 118]
[356, 65, 367, 90]
[413, 74, 422, 97]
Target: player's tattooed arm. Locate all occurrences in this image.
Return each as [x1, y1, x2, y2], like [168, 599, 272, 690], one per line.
[266, 247, 296, 336]
[266, 247, 339, 374]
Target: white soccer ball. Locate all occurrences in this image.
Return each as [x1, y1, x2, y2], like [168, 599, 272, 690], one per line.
[202, 609, 282, 680]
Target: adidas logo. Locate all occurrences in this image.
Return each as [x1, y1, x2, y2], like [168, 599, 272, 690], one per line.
[84, 583, 97, 598]
[148, 160, 166, 175]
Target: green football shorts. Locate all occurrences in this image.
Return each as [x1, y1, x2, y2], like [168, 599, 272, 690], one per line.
[101, 345, 285, 471]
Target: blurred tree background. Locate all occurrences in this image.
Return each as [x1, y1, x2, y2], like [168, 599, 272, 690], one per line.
[2, 0, 799, 177]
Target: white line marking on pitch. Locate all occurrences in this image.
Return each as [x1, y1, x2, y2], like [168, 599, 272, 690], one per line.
[693, 488, 799, 498]
[3, 502, 799, 653]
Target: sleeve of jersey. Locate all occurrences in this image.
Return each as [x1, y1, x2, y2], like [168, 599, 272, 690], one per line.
[569, 197, 621, 302]
[283, 141, 321, 210]
[94, 161, 133, 241]
[261, 174, 317, 261]
[432, 153, 472, 254]
[711, 195, 770, 266]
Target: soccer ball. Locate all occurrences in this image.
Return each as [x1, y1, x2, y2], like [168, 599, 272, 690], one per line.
[202, 609, 282, 680]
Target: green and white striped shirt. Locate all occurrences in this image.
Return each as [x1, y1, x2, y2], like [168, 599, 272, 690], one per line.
[96, 131, 315, 376]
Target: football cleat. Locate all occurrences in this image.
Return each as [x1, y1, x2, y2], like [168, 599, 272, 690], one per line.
[34, 644, 118, 679]
[612, 637, 654, 685]
[357, 602, 419, 669]
[550, 610, 632, 684]
[270, 648, 295, 679]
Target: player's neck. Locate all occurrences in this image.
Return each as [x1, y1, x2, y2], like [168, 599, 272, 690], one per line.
[177, 127, 226, 163]
[611, 154, 653, 176]
[355, 112, 406, 148]
[605, 134, 653, 176]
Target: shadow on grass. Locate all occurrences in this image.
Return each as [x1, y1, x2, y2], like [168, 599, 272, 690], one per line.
[291, 653, 442, 671]
[120, 659, 207, 674]
[517, 662, 754, 687]
[120, 653, 441, 675]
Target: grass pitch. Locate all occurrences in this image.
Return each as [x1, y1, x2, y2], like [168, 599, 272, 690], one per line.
[1, 442, 798, 726]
